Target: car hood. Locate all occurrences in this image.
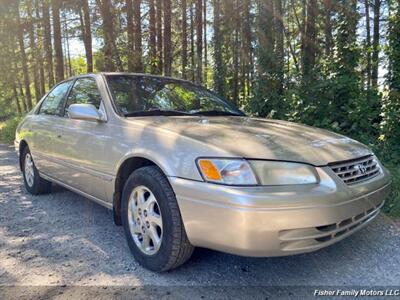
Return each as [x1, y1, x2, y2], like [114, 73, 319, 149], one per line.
[127, 116, 372, 166]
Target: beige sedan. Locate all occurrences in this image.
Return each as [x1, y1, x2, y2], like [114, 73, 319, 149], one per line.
[15, 73, 391, 272]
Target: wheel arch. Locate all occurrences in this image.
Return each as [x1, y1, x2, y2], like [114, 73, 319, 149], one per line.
[113, 155, 167, 226]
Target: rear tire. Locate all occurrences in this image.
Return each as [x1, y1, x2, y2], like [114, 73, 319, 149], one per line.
[21, 146, 52, 195]
[121, 166, 194, 272]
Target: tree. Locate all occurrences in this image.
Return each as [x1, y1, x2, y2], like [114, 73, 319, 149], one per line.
[274, 0, 284, 92]
[52, 0, 64, 81]
[203, 0, 208, 85]
[302, 0, 317, 80]
[16, 1, 33, 110]
[163, 0, 172, 76]
[133, 0, 143, 72]
[79, 0, 93, 73]
[371, 0, 381, 88]
[156, 0, 163, 73]
[381, 0, 400, 148]
[195, 0, 203, 83]
[249, 0, 283, 117]
[323, 0, 333, 57]
[365, 0, 372, 91]
[182, 0, 188, 78]
[241, 0, 253, 99]
[127, 0, 143, 72]
[232, 0, 240, 105]
[332, 0, 362, 130]
[42, 0, 54, 87]
[98, 0, 123, 71]
[27, 0, 41, 102]
[149, 0, 157, 73]
[213, 0, 225, 97]
[127, 0, 135, 71]
[34, 0, 46, 95]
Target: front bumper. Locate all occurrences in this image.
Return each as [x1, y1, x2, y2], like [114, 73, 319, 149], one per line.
[170, 166, 391, 257]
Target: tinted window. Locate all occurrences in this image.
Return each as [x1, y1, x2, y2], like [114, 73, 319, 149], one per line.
[39, 81, 71, 116]
[65, 78, 101, 116]
[106, 75, 242, 116]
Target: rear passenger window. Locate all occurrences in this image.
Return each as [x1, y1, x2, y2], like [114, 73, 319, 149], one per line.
[39, 81, 71, 116]
[64, 78, 102, 116]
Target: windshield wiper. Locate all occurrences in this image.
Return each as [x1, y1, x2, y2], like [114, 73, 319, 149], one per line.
[192, 110, 245, 117]
[124, 109, 193, 117]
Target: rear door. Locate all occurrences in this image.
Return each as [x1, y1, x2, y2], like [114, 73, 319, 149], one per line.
[30, 81, 72, 176]
[51, 76, 110, 201]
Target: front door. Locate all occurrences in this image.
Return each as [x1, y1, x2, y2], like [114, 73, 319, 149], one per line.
[52, 77, 111, 201]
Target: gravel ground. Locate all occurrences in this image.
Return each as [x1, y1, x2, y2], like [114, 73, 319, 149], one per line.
[0, 144, 399, 299]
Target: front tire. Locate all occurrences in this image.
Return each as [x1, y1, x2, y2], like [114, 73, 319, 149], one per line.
[121, 166, 194, 272]
[21, 146, 52, 195]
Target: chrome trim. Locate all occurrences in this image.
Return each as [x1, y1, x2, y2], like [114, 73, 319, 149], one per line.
[330, 155, 381, 185]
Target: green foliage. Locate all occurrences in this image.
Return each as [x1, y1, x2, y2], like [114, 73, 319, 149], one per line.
[0, 115, 23, 144]
[382, 163, 400, 217]
[70, 56, 90, 75]
[381, 1, 400, 149]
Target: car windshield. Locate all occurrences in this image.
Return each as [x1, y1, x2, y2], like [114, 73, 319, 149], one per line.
[105, 75, 244, 117]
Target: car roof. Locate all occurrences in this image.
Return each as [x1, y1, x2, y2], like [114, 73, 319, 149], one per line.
[66, 72, 193, 84]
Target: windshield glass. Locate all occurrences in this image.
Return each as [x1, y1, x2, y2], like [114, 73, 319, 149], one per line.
[105, 75, 244, 116]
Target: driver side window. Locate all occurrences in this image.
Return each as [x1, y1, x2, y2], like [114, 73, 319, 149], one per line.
[64, 77, 102, 116]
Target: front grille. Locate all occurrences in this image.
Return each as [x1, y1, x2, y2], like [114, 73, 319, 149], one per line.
[329, 155, 381, 185]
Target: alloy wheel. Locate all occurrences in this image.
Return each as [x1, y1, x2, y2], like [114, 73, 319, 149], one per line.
[24, 153, 35, 187]
[128, 185, 163, 255]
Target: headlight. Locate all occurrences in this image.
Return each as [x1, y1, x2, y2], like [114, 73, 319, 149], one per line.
[197, 158, 258, 185]
[249, 160, 319, 185]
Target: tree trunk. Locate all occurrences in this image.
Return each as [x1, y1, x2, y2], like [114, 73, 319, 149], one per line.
[126, 0, 134, 71]
[274, 0, 284, 92]
[133, 0, 143, 72]
[371, 0, 381, 87]
[12, 80, 22, 114]
[190, 2, 195, 82]
[365, 0, 372, 91]
[156, 0, 163, 74]
[52, 0, 64, 81]
[182, 0, 188, 79]
[195, 0, 203, 83]
[98, 0, 123, 71]
[203, 0, 207, 85]
[302, 0, 317, 80]
[232, 0, 240, 105]
[42, 0, 54, 87]
[16, 2, 33, 110]
[163, 0, 172, 76]
[323, 0, 333, 57]
[27, 0, 41, 103]
[81, 0, 93, 73]
[149, 0, 157, 73]
[34, 0, 46, 95]
[213, 0, 224, 96]
[242, 0, 252, 97]
[17, 79, 28, 112]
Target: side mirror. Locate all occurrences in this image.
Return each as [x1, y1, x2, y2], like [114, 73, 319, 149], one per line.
[67, 104, 105, 122]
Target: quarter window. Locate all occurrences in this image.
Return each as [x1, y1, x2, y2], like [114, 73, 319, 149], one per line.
[65, 78, 102, 116]
[39, 81, 72, 116]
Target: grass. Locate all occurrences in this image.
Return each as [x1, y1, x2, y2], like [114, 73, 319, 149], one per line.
[0, 115, 399, 218]
[0, 115, 22, 144]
